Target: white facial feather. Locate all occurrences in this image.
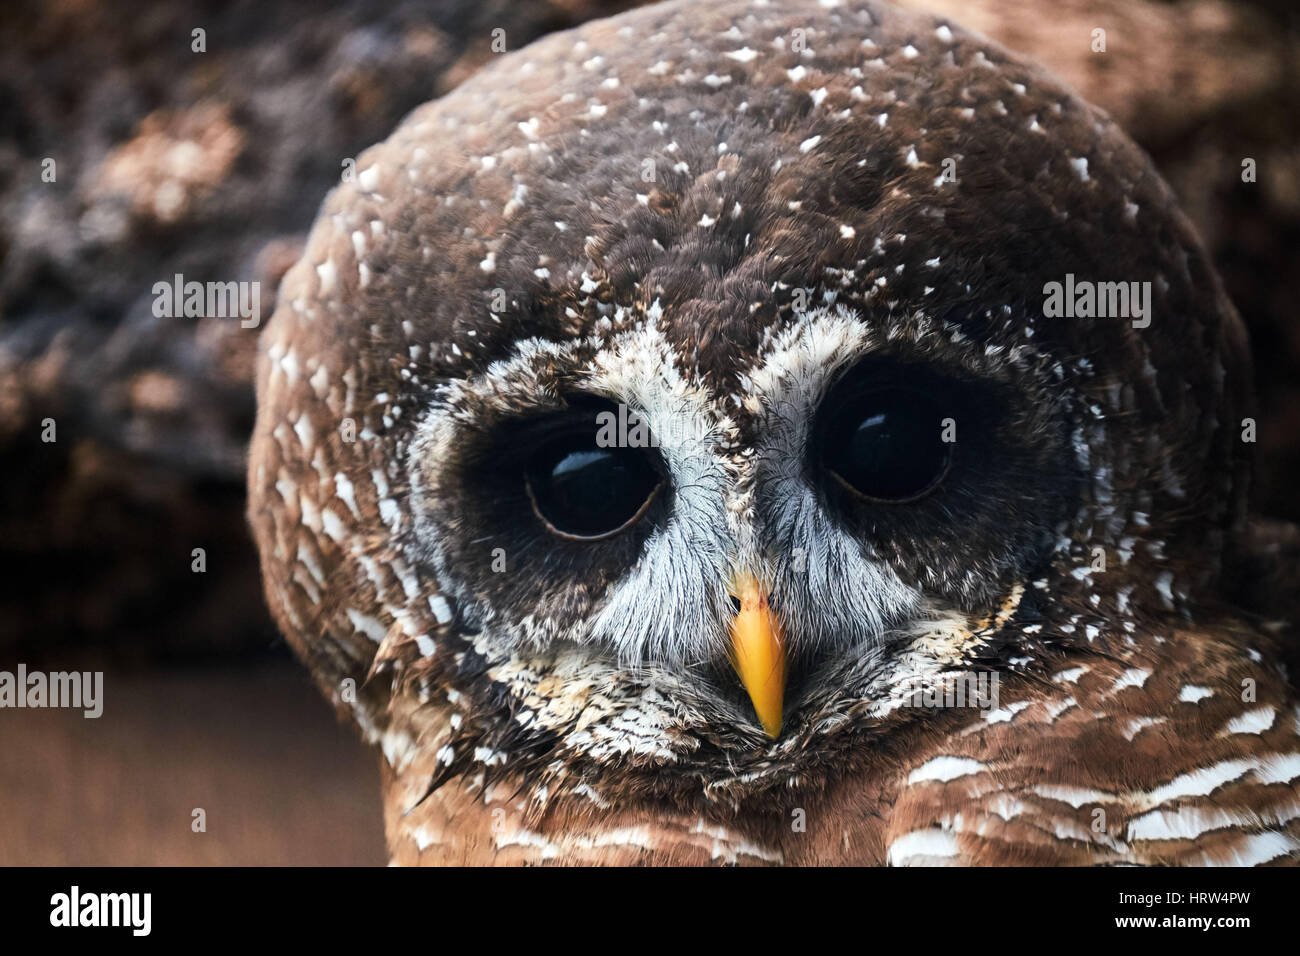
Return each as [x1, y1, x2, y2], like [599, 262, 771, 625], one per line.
[745, 306, 922, 652]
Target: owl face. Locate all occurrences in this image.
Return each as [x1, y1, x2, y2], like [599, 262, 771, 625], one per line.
[249, 0, 1256, 824]
[408, 298, 1079, 740]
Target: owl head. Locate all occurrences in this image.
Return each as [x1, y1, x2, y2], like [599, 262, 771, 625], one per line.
[248, 0, 1255, 849]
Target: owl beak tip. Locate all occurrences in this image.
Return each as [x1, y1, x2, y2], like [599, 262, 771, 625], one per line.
[728, 574, 786, 740]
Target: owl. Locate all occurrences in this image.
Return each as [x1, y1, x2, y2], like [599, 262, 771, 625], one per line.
[247, 0, 1300, 865]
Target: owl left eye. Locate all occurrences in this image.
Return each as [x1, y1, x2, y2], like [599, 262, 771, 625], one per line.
[818, 385, 952, 502]
[524, 434, 663, 540]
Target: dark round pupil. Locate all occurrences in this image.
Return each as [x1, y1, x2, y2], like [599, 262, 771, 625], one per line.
[526, 439, 660, 538]
[823, 388, 949, 501]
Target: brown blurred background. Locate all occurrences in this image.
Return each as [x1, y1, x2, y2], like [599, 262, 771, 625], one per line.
[0, 0, 1296, 864]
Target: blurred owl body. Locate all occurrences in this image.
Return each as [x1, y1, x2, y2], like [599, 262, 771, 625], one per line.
[248, 0, 1300, 864]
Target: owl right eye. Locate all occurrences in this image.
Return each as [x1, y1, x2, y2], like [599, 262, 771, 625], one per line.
[524, 432, 663, 540]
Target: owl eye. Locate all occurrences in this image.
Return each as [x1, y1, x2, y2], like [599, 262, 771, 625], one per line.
[820, 386, 951, 502]
[524, 432, 663, 540]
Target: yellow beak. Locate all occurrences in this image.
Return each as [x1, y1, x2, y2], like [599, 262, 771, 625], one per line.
[729, 574, 786, 738]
